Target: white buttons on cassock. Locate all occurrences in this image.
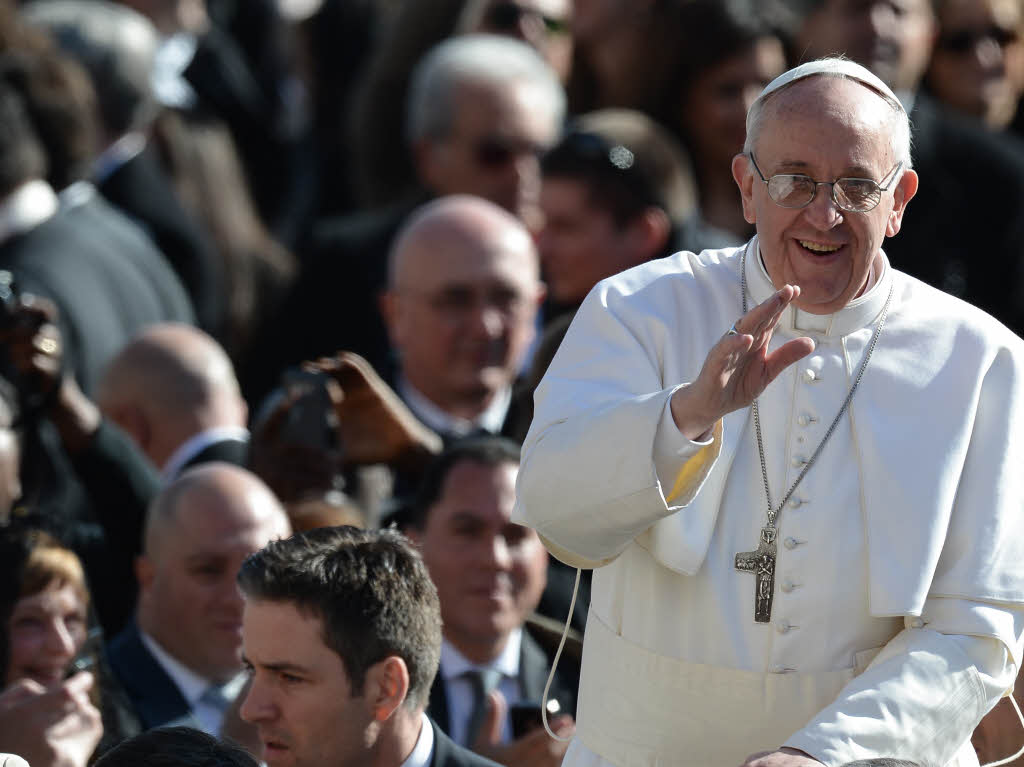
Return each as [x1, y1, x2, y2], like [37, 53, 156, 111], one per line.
[797, 414, 811, 426]
[780, 578, 796, 593]
[783, 537, 799, 550]
[791, 456, 808, 468]
[788, 497, 803, 508]
[909, 617, 925, 629]
[776, 621, 792, 634]
[803, 369, 817, 383]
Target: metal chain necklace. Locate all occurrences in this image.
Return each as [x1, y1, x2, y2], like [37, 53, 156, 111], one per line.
[734, 248, 893, 623]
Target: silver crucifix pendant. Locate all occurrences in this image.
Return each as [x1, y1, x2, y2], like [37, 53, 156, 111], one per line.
[735, 526, 777, 623]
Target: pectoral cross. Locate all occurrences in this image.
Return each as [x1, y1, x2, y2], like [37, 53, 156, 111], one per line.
[735, 526, 777, 623]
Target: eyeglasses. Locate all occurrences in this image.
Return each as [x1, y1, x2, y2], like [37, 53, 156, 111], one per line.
[748, 153, 903, 213]
[484, 1, 570, 35]
[472, 136, 546, 169]
[937, 25, 1019, 53]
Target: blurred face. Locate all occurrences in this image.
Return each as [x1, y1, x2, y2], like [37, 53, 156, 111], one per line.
[417, 81, 561, 229]
[137, 488, 291, 682]
[6, 582, 88, 687]
[798, 0, 937, 91]
[539, 177, 650, 305]
[241, 600, 373, 767]
[384, 222, 541, 418]
[734, 77, 917, 314]
[475, 0, 574, 81]
[571, 0, 640, 44]
[412, 460, 547, 663]
[682, 37, 786, 172]
[927, 0, 1024, 127]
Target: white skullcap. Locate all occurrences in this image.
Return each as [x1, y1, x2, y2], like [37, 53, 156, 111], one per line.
[746, 57, 905, 137]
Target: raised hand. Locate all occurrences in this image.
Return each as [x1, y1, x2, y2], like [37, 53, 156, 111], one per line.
[471, 689, 574, 767]
[670, 285, 815, 440]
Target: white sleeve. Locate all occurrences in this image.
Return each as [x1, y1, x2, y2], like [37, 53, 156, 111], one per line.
[784, 599, 1024, 767]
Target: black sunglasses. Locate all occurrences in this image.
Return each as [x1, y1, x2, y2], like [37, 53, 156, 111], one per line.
[484, 1, 570, 35]
[937, 25, 1019, 53]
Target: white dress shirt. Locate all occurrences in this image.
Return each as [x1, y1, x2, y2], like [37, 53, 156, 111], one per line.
[160, 426, 250, 483]
[440, 630, 523, 746]
[139, 630, 246, 736]
[400, 712, 436, 767]
[399, 378, 511, 437]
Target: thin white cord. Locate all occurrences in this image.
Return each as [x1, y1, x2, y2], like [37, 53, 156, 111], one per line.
[981, 693, 1024, 767]
[541, 567, 581, 742]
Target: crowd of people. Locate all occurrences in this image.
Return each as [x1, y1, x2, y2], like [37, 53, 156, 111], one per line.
[0, 0, 1023, 766]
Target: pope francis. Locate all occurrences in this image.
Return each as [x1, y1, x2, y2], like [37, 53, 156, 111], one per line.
[513, 58, 1024, 767]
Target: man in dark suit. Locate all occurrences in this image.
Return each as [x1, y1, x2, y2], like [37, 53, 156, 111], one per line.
[242, 35, 564, 404]
[96, 323, 249, 482]
[238, 526, 500, 767]
[783, 0, 1024, 336]
[405, 436, 576, 767]
[379, 196, 544, 443]
[107, 463, 291, 734]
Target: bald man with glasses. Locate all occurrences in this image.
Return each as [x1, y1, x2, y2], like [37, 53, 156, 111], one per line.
[514, 58, 1024, 767]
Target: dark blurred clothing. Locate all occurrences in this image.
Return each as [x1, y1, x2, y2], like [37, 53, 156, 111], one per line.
[885, 94, 1024, 336]
[97, 142, 227, 337]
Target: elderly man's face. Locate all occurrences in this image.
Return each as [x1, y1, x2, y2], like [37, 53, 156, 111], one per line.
[416, 80, 560, 230]
[384, 216, 541, 418]
[797, 0, 937, 92]
[733, 77, 917, 314]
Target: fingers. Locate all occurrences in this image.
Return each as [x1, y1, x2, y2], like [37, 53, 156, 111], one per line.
[734, 285, 800, 338]
[763, 337, 816, 383]
[473, 689, 507, 750]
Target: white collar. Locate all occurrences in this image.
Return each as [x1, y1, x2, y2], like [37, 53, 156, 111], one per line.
[93, 132, 147, 185]
[400, 712, 435, 767]
[139, 629, 214, 706]
[439, 629, 522, 682]
[398, 378, 511, 437]
[745, 235, 893, 338]
[160, 426, 250, 483]
[0, 180, 58, 246]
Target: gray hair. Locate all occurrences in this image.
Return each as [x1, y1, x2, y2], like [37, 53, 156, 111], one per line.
[743, 57, 913, 169]
[22, 0, 159, 136]
[406, 33, 565, 143]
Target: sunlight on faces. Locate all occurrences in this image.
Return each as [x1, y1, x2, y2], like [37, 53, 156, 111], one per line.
[798, 0, 937, 92]
[137, 476, 291, 683]
[6, 583, 88, 687]
[682, 37, 785, 174]
[411, 460, 547, 662]
[928, 0, 1024, 127]
[539, 177, 651, 304]
[240, 600, 376, 767]
[733, 77, 917, 314]
[385, 208, 542, 418]
[418, 80, 560, 227]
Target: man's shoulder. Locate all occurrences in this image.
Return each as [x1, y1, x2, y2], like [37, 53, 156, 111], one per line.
[592, 242, 746, 306]
[427, 718, 503, 767]
[891, 267, 1024, 351]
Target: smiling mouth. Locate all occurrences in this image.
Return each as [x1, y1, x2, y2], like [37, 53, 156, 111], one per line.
[799, 240, 842, 254]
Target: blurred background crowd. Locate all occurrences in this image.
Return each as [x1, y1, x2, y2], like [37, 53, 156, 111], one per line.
[1, 0, 1024, 765]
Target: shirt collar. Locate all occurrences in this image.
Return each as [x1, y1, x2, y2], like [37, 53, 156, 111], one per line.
[139, 629, 213, 706]
[745, 235, 893, 338]
[398, 378, 511, 437]
[439, 629, 522, 682]
[400, 712, 435, 767]
[93, 132, 148, 185]
[0, 180, 58, 246]
[160, 426, 250, 483]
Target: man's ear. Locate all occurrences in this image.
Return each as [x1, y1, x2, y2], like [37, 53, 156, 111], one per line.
[732, 153, 757, 225]
[365, 656, 410, 722]
[625, 207, 672, 262]
[886, 168, 919, 238]
[135, 554, 154, 592]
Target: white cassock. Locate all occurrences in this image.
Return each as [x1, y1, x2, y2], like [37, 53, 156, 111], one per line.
[513, 238, 1024, 767]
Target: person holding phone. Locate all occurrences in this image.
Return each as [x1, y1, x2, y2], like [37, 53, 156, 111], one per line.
[0, 527, 103, 767]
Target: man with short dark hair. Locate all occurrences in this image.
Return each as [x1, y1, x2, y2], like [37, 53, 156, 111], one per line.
[94, 726, 258, 767]
[238, 526, 500, 767]
[406, 436, 575, 767]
